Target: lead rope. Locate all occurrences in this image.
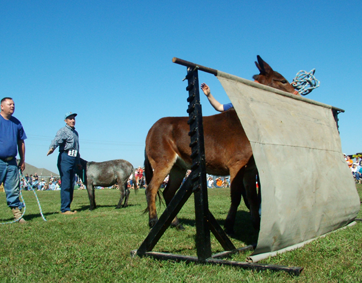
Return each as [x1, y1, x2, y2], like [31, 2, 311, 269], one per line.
[20, 172, 47, 221]
[0, 171, 47, 224]
[291, 69, 320, 96]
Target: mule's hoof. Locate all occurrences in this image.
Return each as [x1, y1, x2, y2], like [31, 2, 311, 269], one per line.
[149, 218, 158, 228]
[115, 206, 121, 209]
[170, 221, 185, 230]
[176, 224, 185, 231]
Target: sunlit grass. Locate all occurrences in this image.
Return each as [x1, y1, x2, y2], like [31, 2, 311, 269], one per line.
[0, 185, 361, 282]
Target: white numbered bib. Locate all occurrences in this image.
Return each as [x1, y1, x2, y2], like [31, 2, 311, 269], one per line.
[68, 150, 78, 157]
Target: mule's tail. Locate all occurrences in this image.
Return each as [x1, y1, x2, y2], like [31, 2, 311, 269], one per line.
[144, 152, 153, 186]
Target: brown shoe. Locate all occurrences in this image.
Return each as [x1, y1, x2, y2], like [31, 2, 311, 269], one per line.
[11, 208, 26, 223]
[61, 210, 77, 215]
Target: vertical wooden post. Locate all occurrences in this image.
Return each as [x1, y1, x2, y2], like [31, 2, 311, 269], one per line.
[186, 66, 211, 260]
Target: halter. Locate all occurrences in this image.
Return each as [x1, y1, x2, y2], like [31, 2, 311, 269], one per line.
[254, 68, 320, 96]
[254, 80, 299, 95]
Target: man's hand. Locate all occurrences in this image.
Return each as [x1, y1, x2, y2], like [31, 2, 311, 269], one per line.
[18, 160, 25, 172]
[201, 83, 210, 96]
[47, 148, 54, 156]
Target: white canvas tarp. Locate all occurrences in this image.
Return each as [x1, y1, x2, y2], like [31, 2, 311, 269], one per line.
[216, 71, 360, 260]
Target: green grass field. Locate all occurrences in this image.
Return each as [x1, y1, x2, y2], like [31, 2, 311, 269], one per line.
[0, 185, 361, 282]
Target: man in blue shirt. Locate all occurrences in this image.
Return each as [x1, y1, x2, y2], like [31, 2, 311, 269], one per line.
[201, 83, 233, 112]
[0, 97, 27, 223]
[47, 112, 81, 215]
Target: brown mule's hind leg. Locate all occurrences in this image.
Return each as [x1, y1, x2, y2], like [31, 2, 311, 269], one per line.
[243, 158, 260, 231]
[146, 157, 177, 228]
[225, 166, 246, 235]
[163, 165, 187, 230]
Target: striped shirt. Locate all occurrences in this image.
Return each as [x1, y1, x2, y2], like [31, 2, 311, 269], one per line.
[49, 125, 80, 153]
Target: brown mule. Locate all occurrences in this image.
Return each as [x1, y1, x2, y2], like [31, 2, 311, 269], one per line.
[145, 56, 297, 234]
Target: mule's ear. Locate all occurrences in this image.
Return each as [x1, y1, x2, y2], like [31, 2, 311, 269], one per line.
[256, 55, 273, 74]
[254, 61, 263, 74]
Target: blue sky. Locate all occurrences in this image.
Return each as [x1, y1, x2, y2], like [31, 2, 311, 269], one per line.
[1, 1, 361, 173]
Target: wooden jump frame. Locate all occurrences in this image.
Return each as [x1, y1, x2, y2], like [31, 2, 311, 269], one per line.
[131, 57, 313, 275]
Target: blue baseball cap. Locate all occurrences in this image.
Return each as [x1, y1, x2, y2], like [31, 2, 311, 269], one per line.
[64, 112, 77, 119]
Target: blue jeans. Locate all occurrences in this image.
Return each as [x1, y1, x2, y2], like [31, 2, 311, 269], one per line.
[57, 152, 77, 212]
[0, 158, 24, 209]
[354, 172, 361, 181]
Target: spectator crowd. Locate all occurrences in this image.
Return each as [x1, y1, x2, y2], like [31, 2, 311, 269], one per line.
[20, 173, 86, 191]
[17, 152, 360, 193]
[344, 154, 362, 183]
[14, 153, 359, 193]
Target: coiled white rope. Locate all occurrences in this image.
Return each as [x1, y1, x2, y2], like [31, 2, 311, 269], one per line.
[292, 69, 320, 96]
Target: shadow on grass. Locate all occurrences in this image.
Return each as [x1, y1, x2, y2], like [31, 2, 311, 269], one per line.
[0, 203, 143, 222]
[75, 203, 141, 212]
[152, 210, 258, 255]
[177, 210, 259, 246]
[1, 211, 60, 222]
